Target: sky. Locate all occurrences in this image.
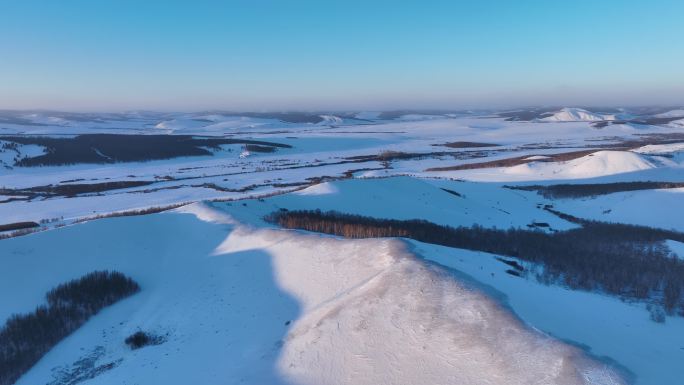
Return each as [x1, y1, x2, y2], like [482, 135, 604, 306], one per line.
[1, 0, 683, 111]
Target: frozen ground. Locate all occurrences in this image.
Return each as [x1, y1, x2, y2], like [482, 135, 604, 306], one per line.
[1, 108, 683, 384]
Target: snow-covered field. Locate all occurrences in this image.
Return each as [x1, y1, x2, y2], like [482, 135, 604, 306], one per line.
[1, 108, 683, 385]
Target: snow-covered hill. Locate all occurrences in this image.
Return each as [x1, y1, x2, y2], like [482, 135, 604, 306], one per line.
[667, 118, 684, 128]
[1, 203, 625, 385]
[540, 108, 615, 122]
[654, 109, 684, 118]
[505, 150, 655, 179]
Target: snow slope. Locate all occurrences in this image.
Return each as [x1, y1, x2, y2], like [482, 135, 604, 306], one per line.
[632, 142, 684, 156]
[668, 118, 684, 127]
[666, 240, 684, 260]
[540, 108, 615, 122]
[1, 204, 624, 385]
[238, 177, 577, 231]
[503, 151, 655, 180]
[552, 187, 684, 232]
[415, 241, 684, 385]
[654, 109, 684, 118]
[220, 227, 623, 385]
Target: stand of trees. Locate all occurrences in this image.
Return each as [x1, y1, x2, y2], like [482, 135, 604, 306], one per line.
[0, 181, 154, 199]
[0, 222, 39, 233]
[0, 271, 139, 385]
[507, 181, 684, 199]
[268, 210, 684, 317]
[0, 135, 290, 167]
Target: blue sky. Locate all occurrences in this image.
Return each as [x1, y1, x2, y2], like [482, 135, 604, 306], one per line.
[1, 0, 683, 111]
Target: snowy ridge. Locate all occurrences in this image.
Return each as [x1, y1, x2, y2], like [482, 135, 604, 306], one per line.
[632, 142, 684, 156]
[294, 181, 340, 195]
[22, 113, 75, 127]
[667, 118, 684, 127]
[318, 115, 343, 125]
[654, 109, 684, 118]
[220, 227, 624, 385]
[503, 150, 655, 179]
[540, 108, 615, 122]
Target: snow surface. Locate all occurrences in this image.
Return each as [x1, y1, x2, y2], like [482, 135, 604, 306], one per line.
[654, 109, 684, 118]
[501, 151, 655, 180]
[668, 118, 684, 127]
[632, 142, 684, 165]
[666, 240, 684, 260]
[253, 177, 577, 231]
[525, 155, 552, 160]
[414, 241, 684, 385]
[1, 204, 625, 385]
[0, 141, 47, 167]
[1, 109, 683, 385]
[293, 181, 339, 195]
[540, 108, 615, 122]
[430, 150, 661, 183]
[552, 187, 684, 232]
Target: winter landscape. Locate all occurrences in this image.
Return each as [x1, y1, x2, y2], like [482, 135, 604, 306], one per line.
[2, 1, 684, 385]
[1, 107, 684, 385]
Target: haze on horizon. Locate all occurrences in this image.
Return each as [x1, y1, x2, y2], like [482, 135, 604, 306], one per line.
[1, 0, 683, 112]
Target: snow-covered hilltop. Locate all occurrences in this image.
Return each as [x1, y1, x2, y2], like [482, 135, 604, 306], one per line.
[539, 107, 616, 122]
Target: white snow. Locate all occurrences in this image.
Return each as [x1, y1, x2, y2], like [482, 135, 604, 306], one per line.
[633, 142, 684, 155]
[504, 151, 655, 179]
[293, 181, 339, 195]
[666, 240, 684, 260]
[654, 109, 684, 118]
[552, 187, 684, 232]
[22, 114, 74, 127]
[1, 109, 682, 385]
[632, 143, 684, 166]
[1, 207, 624, 385]
[249, 177, 576, 231]
[414, 241, 684, 385]
[318, 115, 343, 124]
[524, 155, 551, 160]
[0, 141, 47, 167]
[668, 118, 684, 127]
[540, 108, 614, 122]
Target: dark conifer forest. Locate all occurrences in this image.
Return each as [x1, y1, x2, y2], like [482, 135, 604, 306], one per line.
[0, 271, 139, 385]
[507, 181, 684, 198]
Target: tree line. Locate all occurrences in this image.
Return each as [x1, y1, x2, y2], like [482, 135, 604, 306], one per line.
[268, 210, 684, 317]
[507, 181, 684, 199]
[0, 271, 139, 385]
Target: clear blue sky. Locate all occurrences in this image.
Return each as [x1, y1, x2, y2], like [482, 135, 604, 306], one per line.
[1, 0, 683, 111]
